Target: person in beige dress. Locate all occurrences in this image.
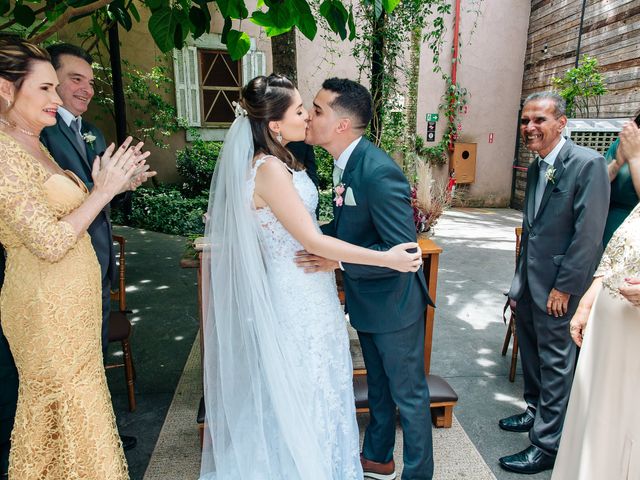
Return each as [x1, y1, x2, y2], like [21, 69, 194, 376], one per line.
[552, 122, 640, 480]
[0, 37, 150, 479]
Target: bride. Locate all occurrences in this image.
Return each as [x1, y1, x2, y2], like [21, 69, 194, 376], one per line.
[200, 74, 422, 480]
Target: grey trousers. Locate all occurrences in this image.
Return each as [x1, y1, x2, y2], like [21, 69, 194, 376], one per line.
[515, 286, 577, 455]
[359, 318, 434, 480]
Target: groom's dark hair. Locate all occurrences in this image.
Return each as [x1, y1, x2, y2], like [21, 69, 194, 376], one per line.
[322, 78, 372, 132]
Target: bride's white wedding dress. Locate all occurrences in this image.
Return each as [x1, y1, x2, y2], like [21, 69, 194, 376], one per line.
[199, 145, 363, 478]
[250, 156, 362, 478]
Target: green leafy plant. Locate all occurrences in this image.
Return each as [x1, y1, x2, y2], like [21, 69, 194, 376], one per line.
[112, 185, 208, 236]
[314, 146, 334, 190]
[0, 0, 402, 60]
[552, 55, 607, 117]
[90, 55, 188, 148]
[176, 140, 222, 197]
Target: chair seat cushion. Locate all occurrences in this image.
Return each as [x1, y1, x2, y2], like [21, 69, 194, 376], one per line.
[108, 311, 131, 342]
[352, 373, 458, 409]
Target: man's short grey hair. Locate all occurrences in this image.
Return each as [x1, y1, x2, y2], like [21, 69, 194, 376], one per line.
[523, 92, 567, 118]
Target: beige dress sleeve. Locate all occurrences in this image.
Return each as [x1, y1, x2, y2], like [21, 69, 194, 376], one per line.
[0, 138, 78, 262]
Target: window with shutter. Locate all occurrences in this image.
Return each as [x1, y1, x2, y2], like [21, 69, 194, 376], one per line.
[174, 34, 265, 137]
[172, 47, 201, 127]
[199, 50, 242, 127]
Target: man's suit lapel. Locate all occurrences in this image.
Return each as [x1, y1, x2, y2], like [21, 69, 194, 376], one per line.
[534, 139, 570, 221]
[57, 113, 90, 168]
[334, 138, 367, 229]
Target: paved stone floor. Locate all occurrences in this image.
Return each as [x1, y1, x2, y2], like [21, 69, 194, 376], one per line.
[430, 208, 551, 480]
[110, 208, 556, 480]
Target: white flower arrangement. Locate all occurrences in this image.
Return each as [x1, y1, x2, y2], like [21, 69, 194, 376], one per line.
[82, 131, 97, 145]
[545, 166, 556, 184]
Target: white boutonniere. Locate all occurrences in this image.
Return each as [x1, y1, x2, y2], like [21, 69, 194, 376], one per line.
[545, 166, 556, 184]
[82, 131, 97, 145]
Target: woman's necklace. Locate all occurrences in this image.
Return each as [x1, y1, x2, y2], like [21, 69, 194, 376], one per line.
[0, 117, 37, 137]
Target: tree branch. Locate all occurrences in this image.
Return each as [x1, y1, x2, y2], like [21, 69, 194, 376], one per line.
[30, 0, 114, 44]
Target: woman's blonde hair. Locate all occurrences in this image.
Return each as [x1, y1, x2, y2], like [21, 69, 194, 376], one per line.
[0, 36, 50, 91]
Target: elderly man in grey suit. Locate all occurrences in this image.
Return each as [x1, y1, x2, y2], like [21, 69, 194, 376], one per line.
[499, 92, 610, 474]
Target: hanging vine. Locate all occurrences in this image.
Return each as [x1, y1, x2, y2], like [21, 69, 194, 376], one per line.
[352, 0, 483, 167]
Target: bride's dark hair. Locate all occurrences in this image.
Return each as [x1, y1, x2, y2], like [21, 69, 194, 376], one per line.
[240, 74, 301, 171]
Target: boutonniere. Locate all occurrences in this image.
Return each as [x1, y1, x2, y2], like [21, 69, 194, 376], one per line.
[82, 131, 96, 145]
[334, 183, 345, 207]
[545, 166, 556, 184]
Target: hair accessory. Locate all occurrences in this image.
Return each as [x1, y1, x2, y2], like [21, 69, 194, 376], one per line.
[276, 132, 283, 144]
[232, 101, 248, 118]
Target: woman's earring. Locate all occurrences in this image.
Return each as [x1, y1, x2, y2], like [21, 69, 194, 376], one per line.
[277, 132, 283, 144]
[6, 99, 11, 108]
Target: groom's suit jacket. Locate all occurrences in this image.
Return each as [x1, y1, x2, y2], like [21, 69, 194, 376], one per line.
[322, 138, 433, 333]
[508, 138, 610, 312]
[40, 114, 117, 285]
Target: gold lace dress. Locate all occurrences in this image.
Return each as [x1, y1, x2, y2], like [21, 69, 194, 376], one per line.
[552, 203, 640, 480]
[0, 132, 128, 479]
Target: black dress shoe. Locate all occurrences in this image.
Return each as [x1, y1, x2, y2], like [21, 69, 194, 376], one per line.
[120, 435, 137, 451]
[498, 410, 535, 432]
[499, 445, 555, 474]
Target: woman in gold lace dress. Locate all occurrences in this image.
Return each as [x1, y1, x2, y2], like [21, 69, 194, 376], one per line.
[552, 125, 640, 479]
[0, 37, 148, 479]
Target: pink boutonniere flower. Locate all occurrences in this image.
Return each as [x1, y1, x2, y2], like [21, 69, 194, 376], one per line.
[334, 183, 345, 207]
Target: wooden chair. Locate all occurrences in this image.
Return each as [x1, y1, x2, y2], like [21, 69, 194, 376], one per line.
[106, 234, 137, 412]
[501, 227, 522, 382]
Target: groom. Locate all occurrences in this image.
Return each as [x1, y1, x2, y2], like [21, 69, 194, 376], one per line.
[298, 78, 434, 480]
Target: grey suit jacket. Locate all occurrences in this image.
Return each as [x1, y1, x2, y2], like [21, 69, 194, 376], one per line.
[508, 138, 610, 312]
[40, 114, 117, 284]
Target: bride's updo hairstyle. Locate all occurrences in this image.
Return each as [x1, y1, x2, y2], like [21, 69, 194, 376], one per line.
[0, 36, 50, 94]
[240, 74, 301, 171]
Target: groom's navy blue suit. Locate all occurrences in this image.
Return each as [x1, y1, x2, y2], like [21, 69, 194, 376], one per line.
[322, 137, 434, 479]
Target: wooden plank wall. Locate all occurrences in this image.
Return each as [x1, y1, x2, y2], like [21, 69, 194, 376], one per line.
[512, 0, 640, 209]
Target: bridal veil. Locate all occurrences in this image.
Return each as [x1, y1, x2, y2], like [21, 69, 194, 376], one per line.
[200, 112, 330, 479]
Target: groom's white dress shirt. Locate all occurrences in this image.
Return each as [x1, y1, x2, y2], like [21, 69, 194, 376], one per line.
[335, 136, 363, 172]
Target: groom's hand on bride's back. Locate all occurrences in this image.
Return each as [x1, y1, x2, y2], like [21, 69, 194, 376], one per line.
[294, 250, 339, 273]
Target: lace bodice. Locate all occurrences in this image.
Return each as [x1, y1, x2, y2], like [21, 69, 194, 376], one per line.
[249, 156, 320, 261]
[596, 202, 640, 299]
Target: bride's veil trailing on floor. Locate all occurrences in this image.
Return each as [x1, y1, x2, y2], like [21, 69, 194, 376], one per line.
[200, 110, 329, 479]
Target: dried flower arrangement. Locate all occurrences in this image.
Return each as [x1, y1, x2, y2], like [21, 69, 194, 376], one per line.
[408, 154, 454, 235]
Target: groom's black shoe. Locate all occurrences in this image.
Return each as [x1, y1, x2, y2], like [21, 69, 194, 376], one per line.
[499, 445, 555, 474]
[498, 409, 535, 432]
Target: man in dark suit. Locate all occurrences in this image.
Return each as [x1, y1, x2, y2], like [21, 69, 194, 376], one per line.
[500, 92, 610, 474]
[0, 246, 18, 478]
[40, 43, 151, 451]
[299, 78, 434, 480]
[40, 44, 114, 356]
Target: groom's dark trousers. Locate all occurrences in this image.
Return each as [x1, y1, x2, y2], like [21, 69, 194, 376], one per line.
[322, 138, 434, 479]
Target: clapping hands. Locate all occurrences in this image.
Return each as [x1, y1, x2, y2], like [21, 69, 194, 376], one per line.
[92, 137, 156, 198]
[619, 121, 640, 165]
